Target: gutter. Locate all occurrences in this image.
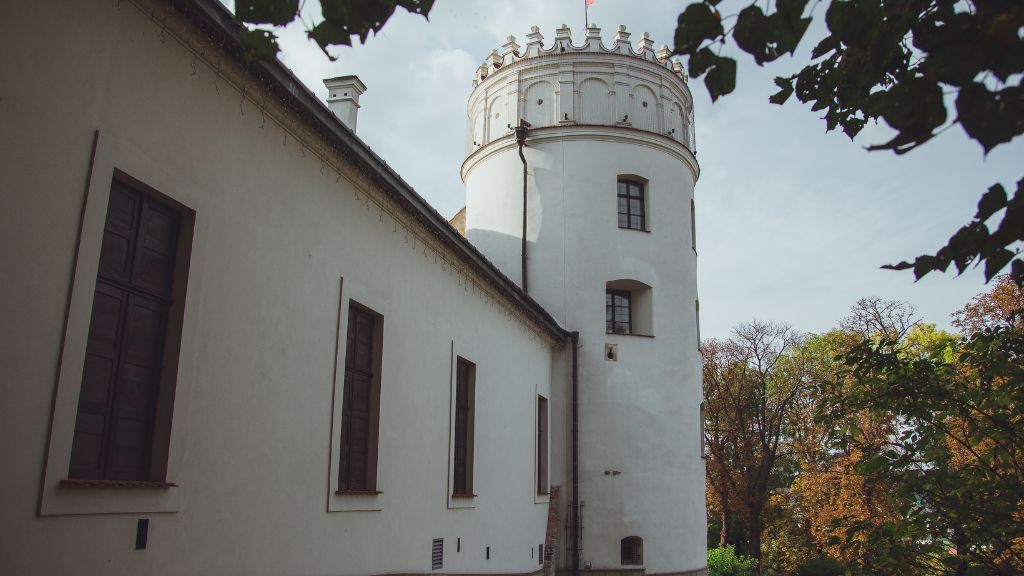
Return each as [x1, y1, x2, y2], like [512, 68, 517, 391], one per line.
[514, 120, 530, 293]
[570, 330, 580, 576]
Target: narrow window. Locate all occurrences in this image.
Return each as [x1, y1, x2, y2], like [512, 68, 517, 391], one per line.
[621, 536, 643, 565]
[691, 198, 697, 252]
[606, 290, 632, 334]
[617, 179, 645, 231]
[700, 401, 706, 459]
[69, 176, 192, 481]
[453, 357, 476, 496]
[537, 395, 549, 494]
[339, 303, 382, 492]
[695, 299, 701, 346]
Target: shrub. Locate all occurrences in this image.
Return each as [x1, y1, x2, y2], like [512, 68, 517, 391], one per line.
[707, 546, 757, 576]
[797, 555, 846, 576]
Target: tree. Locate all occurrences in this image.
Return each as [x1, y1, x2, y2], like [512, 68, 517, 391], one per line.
[953, 273, 1024, 333]
[814, 284, 1024, 575]
[672, 0, 1024, 285]
[840, 296, 918, 341]
[232, 0, 434, 60]
[702, 321, 809, 564]
[787, 329, 900, 568]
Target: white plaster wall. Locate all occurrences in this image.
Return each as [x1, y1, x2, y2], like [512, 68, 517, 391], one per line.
[0, 1, 555, 574]
[463, 43, 706, 573]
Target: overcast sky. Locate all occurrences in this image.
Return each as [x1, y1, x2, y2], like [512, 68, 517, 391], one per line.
[222, 0, 1022, 340]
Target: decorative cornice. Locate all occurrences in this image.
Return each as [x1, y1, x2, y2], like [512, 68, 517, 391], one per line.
[461, 125, 700, 183]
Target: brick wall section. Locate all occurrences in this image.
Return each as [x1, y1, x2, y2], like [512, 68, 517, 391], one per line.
[544, 486, 560, 576]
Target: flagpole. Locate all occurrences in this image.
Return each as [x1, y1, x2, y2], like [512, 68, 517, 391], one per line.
[584, 0, 588, 29]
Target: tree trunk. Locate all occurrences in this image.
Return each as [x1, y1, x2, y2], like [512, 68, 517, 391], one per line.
[720, 506, 730, 548]
[746, 505, 763, 571]
[719, 492, 731, 548]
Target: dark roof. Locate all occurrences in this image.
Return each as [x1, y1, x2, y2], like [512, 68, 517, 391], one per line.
[165, 0, 568, 342]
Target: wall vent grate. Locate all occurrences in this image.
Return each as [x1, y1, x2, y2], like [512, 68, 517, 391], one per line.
[432, 538, 444, 570]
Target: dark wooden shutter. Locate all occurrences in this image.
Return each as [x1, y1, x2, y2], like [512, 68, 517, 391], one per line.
[453, 359, 471, 495]
[537, 396, 548, 493]
[340, 305, 376, 490]
[70, 282, 128, 478]
[70, 181, 180, 480]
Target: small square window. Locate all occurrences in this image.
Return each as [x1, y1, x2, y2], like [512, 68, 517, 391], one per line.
[621, 536, 643, 565]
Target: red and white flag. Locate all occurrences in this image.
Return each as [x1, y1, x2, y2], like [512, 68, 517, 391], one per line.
[586, 0, 596, 6]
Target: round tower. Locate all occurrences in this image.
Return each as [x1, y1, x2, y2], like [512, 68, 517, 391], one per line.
[461, 23, 706, 576]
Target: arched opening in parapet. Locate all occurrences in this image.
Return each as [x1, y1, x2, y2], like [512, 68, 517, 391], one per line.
[523, 80, 555, 127]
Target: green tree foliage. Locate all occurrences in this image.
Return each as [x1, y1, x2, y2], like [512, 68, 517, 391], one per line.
[233, 0, 434, 60]
[813, 284, 1024, 574]
[708, 546, 759, 576]
[796, 556, 847, 576]
[673, 0, 1024, 285]
[706, 284, 1022, 574]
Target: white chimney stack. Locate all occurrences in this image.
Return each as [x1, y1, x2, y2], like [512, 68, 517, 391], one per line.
[323, 75, 367, 132]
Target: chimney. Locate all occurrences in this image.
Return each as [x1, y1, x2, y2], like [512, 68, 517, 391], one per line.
[323, 75, 367, 132]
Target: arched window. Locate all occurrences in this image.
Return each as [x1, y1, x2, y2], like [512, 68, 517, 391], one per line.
[621, 536, 643, 565]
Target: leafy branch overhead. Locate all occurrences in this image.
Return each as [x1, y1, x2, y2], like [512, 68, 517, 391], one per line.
[673, 0, 1024, 285]
[235, 0, 435, 61]
[884, 178, 1024, 284]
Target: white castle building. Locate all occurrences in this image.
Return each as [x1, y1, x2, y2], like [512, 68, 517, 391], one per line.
[0, 1, 705, 575]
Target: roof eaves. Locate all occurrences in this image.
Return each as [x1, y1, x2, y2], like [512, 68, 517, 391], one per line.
[166, 0, 570, 343]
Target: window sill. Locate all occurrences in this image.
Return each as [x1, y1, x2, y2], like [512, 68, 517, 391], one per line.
[617, 227, 651, 233]
[605, 332, 654, 338]
[451, 493, 477, 498]
[43, 477, 181, 515]
[60, 479, 178, 489]
[336, 489, 383, 496]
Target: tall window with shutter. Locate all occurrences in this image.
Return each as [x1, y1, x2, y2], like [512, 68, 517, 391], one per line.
[339, 303, 383, 492]
[537, 395, 549, 494]
[69, 176, 191, 481]
[691, 199, 697, 252]
[453, 357, 476, 496]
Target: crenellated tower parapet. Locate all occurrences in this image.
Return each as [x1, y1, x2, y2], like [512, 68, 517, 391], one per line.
[472, 24, 686, 84]
[464, 24, 696, 162]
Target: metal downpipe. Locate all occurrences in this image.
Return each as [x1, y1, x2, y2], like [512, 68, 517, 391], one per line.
[571, 330, 580, 576]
